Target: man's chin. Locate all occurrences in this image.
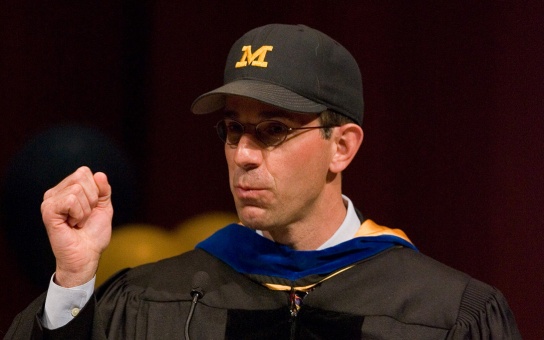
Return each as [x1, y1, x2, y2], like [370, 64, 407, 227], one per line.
[237, 206, 270, 230]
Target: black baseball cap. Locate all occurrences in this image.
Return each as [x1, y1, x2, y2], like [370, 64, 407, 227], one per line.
[191, 24, 364, 125]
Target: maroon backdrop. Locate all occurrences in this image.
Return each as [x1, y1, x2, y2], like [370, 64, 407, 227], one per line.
[1, 2, 542, 338]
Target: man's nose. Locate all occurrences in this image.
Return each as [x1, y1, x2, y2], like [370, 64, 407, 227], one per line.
[232, 134, 263, 170]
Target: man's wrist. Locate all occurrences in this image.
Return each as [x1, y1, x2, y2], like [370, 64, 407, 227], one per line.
[42, 273, 95, 329]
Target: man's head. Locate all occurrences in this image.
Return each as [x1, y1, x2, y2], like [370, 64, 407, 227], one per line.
[191, 24, 364, 126]
[191, 24, 364, 248]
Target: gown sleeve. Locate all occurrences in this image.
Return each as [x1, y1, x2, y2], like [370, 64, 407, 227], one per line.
[446, 278, 522, 339]
[4, 292, 97, 340]
[4, 269, 129, 340]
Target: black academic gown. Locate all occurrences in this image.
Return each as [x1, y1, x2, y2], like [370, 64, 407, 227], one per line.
[6, 223, 521, 339]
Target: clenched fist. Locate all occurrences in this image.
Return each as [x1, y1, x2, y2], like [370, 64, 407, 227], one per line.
[41, 166, 113, 288]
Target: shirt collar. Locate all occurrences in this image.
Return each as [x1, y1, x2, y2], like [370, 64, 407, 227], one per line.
[316, 195, 361, 250]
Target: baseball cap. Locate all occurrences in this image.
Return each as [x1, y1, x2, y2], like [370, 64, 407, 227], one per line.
[191, 24, 364, 125]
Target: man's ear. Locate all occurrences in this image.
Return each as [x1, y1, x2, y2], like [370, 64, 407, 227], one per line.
[329, 124, 364, 174]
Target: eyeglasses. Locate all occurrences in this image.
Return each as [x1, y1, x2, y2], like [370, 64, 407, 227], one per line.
[215, 118, 336, 147]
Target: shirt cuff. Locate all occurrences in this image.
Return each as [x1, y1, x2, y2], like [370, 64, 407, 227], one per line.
[42, 274, 95, 329]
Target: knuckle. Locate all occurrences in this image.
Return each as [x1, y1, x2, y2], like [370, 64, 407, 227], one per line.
[72, 167, 89, 181]
[64, 192, 79, 207]
[43, 188, 53, 200]
[40, 200, 49, 215]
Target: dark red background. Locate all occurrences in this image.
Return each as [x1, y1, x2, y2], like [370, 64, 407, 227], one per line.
[1, 2, 542, 338]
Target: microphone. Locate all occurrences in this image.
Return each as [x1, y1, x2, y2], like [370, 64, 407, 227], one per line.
[184, 271, 210, 340]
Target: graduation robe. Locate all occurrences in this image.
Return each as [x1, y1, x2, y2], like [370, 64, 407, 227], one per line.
[6, 220, 521, 339]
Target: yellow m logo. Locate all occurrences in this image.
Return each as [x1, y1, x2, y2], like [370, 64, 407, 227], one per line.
[235, 45, 274, 68]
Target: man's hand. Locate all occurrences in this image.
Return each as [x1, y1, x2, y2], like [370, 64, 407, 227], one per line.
[41, 166, 113, 288]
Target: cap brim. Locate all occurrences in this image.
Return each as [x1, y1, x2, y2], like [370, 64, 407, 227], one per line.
[191, 79, 327, 114]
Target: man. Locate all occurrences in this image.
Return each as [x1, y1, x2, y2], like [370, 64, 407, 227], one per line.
[7, 24, 520, 339]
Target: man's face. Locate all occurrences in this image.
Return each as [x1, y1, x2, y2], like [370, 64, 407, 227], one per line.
[224, 96, 336, 233]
